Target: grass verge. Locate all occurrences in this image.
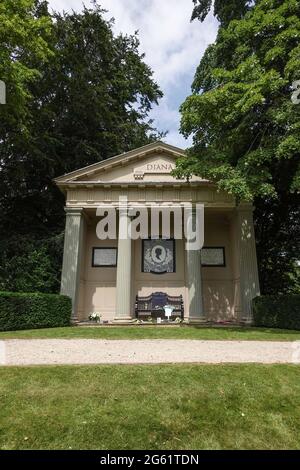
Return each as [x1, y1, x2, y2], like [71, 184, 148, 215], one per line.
[0, 364, 299, 449]
[0, 325, 300, 341]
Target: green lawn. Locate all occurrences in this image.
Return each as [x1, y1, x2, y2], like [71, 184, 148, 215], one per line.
[0, 325, 300, 341]
[0, 364, 300, 449]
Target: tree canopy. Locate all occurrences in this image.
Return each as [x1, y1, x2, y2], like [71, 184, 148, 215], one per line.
[177, 0, 300, 293]
[0, 0, 163, 292]
[0, 0, 53, 134]
[191, 0, 253, 26]
[179, 0, 300, 201]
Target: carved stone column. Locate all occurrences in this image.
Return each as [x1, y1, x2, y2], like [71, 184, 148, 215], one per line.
[236, 205, 260, 323]
[114, 208, 133, 322]
[60, 207, 85, 321]
[186, 208, 205, 322]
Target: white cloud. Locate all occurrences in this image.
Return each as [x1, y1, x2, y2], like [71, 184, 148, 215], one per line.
[48, 0, 218, 148]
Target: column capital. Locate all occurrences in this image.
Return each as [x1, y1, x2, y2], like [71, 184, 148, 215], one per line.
[64, 207, 84, 216]
[235, 203, 254, 213]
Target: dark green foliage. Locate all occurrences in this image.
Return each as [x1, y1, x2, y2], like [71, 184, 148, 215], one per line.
[253, 295, 300, 330]
[191, 0, 253, 26]
[0, 3, 163, 239]
[177, 0, 300, 294]
[0, 291, 72, 331]
[254, 197, 300, 295]
[0, 234, 64, 294]
[0, 1, 163, 294]
[179, 0, 300, 201]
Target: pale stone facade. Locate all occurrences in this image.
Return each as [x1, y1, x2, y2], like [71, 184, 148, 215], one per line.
[55, 142, 260, 323]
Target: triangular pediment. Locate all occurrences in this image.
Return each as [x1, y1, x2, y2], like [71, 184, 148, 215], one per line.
[77, 152, 181, 183]
[54, 142, 188, 185]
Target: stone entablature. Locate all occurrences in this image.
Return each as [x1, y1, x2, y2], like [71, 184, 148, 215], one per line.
[64, 186, 235, 207]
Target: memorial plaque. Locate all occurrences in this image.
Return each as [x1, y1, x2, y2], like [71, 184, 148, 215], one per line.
[142, 239, 175, 274]
[201, 247, 225, 267]
[92, 248, 117, 267]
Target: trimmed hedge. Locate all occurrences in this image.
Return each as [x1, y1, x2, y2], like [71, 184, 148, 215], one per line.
[253, 295, 300, 330]
[0, 291, 72, 331]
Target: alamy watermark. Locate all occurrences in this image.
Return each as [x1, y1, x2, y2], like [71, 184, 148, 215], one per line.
[0, 80, 6, 104]
[291, 80, 300, 105]
[95, 197, 204, 251]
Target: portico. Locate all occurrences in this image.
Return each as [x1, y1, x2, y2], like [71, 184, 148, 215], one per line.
[55, 142, 260, 324]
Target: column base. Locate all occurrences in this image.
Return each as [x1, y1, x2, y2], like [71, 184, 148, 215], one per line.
[184, 316, 207, 324]
[240, 317, 253, 325]
[71, 314, 79, 325]
[113, 317, 135, 324]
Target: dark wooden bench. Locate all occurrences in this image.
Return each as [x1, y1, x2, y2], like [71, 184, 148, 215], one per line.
[135, 292, 184, 320]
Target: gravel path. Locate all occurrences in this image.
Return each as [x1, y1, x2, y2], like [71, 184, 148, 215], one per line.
[1, 339, 299, 365]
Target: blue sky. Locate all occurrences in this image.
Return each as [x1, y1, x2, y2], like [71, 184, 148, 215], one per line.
[48, 0, 218, 148]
